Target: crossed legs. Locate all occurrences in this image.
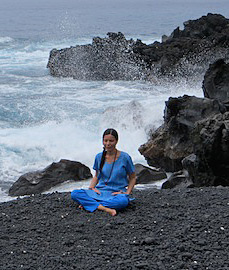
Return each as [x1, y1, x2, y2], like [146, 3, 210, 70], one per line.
[71, 189, 129, 216]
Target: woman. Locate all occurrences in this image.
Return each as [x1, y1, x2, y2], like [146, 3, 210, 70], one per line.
[71, 128, 136, 216]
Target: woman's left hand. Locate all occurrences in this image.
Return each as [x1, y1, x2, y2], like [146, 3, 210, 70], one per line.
[112, 191, 128, 195]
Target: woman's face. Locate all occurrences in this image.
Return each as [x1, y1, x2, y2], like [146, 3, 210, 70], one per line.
[103, 134, 117, 152]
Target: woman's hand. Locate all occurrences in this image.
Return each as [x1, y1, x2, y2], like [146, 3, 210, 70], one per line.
[112, 190, 128, 195]
[89, 187, 101, 194]
[88, 173, 100, 194]
[112, 173, 136, 196]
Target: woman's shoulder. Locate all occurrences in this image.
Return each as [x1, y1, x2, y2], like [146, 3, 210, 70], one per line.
[95, 151, 103, 160]
[119, 151, 132, 160]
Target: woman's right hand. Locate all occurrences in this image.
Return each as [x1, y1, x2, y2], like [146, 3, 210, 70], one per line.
[89, 187, 101, 194]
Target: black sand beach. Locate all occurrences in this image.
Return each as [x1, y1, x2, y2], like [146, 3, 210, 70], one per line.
[1, 188, 229, 270]
[0, 187, 229, 270]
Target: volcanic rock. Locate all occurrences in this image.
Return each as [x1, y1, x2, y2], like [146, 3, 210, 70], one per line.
[1, 188, 229, 270]
[184, 112, 229, 186]
[203, 58, 229, 106]
[8, 159, 92, 196]
[47, 14, 229, 81]
[134, 13, 229, 78]
[134, 163, 167, 184]
[161, 170, 193, 189]
[139, 95, 225, 172]
[47, 32, 148, 80]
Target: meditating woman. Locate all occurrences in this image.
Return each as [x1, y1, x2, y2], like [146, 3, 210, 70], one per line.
[71, 128, 136, 216]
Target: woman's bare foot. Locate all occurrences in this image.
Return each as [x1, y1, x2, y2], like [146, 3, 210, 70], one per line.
[107, 208, 117, 216]
[98, 204, 117, 216]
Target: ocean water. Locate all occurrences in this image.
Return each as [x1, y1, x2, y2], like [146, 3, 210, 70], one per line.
[1, 0, 229, 202]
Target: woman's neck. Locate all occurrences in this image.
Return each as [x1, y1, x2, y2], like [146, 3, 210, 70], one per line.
[106, 149, 117, 156]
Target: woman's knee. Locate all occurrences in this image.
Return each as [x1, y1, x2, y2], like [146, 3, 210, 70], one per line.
[119, 195, 129, 208]
[71, 189, 84, 201]
[109, 194, 129, 210]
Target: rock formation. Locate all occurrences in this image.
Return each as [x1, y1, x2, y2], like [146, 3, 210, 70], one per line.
[47, 32, 148, 80]
[203, 59, 229, 109]
[134, 163, 167, 184]
[184, 112, 229, 187]
[139, 56, 229, 188]
[139, 95, 226, 172]
[134, 13, 229, 77]
[9, 159, 92, 196]
[161, 170, 193, 189]
[47, 13, 229, 81]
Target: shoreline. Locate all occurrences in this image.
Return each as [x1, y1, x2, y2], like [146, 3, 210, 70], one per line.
[1, 187, 228, 269]
[0, 177, 166, 204]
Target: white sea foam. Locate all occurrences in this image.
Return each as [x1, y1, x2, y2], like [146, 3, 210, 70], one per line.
[43, 179, 93, 195]
[0, 19, 205, 203]
[0, 188, 15, 203]
[0, 36, 14, 43]
[0, 70, 203, 202]
[0, 78, 202, 203]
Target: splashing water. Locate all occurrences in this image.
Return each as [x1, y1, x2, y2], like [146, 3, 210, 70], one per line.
[2, 0, 225, 200]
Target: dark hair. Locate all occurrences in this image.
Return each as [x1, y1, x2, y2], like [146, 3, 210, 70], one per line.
[99, 128, 119, 172]
[102, 128, 118, 141]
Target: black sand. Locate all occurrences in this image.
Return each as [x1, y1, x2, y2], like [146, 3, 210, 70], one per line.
[0, 187, 229, 270]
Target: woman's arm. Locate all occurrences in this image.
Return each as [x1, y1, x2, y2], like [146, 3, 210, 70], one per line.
[112, 172, 136, 195]
[88, 171, 101, 194]
[126, 172, 136, 195]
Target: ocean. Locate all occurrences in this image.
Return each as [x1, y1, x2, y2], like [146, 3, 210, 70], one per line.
[1, 0, 229, 202]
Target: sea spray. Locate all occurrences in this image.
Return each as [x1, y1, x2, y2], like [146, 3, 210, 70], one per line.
[2, 0, 224, 201]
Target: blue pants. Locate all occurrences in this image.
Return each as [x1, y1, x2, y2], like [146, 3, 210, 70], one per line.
[71, 189, 129, 212]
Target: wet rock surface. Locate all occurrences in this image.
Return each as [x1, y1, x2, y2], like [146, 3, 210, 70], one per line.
[203, 58, 229, 105]
[188, 112, 229, 187]
[135, 13, 229, 78]
[1, 188, 229, 270]
[139, 95, 225, 172]
[139, 59, 229, 188]
[161, 170, 193, 189]
[47, 14, 229, 81]
[9, 160, 92, 197]
[47, 32, 148, 81]
[135, 163, 167, 184]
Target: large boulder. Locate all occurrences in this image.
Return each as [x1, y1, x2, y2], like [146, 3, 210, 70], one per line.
[47, 32, 148, 81]
[139, 95, 226, 172]
[183, 112, 229, 187]
[133, 13, 229, 77]
[175, 13, 229, 40]
[8, 159, 92, 196]
[161, 170, 193, 189]
[203, 59, 229, 106]
[47, 14, 229, 81]
[134, 163, 167, 184]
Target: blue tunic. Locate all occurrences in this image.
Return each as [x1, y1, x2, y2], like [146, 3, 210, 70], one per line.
[71, 151, 135, 212]
[85, 151, 135, 201]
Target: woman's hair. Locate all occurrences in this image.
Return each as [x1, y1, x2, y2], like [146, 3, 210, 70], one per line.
[99, 128, 119, 172]
[102, 128, 118, 141]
